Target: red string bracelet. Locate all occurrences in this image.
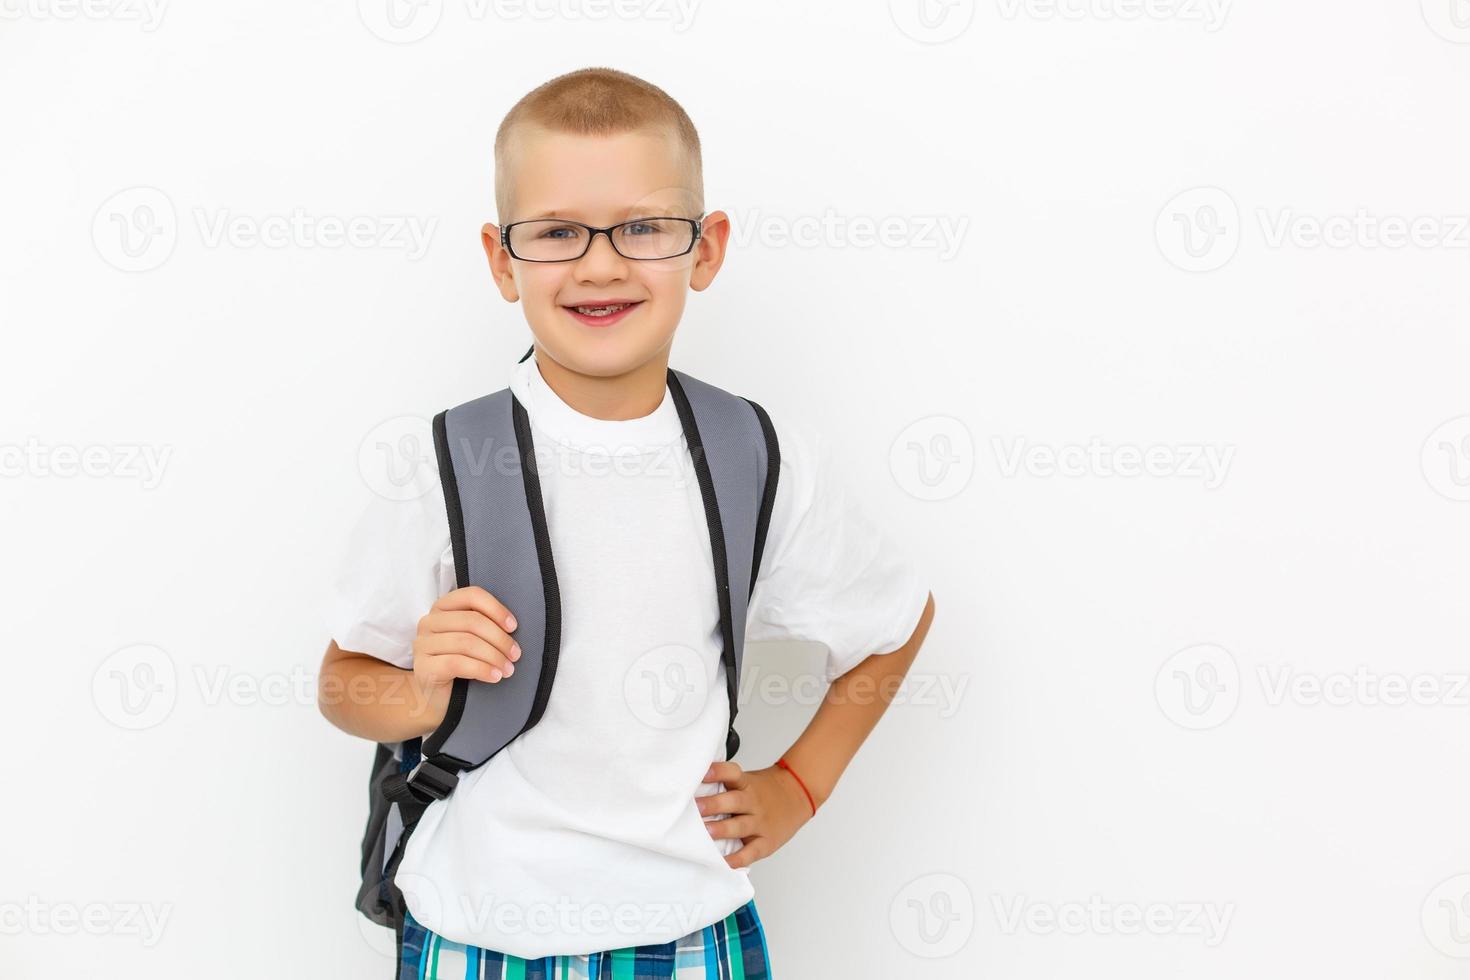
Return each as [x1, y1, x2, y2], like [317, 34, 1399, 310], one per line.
[776, 757, 817, 817]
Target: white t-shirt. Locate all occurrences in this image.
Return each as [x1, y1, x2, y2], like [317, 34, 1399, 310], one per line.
[326, 353, 929, 957]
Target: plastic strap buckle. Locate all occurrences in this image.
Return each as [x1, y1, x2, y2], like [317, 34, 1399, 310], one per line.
[405, 758, 460, 802]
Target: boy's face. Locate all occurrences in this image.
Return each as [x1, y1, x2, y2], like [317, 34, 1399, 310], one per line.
[483, 127, 729, 379]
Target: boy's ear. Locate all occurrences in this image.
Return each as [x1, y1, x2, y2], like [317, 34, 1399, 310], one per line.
[689, 210, 731, 293]
[482, 222, 520, 302]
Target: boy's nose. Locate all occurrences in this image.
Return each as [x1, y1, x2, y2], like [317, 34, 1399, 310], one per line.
[574, 231, 629, 277]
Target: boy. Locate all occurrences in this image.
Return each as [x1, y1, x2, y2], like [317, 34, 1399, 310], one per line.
[319, 67, 935, 977]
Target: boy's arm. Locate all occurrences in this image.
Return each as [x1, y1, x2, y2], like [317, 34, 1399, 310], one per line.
[317, 640, 450, 743]
[778, 590, 936, 809]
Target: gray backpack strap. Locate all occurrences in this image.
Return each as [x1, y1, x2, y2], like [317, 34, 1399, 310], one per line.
[405, 388, 560, 801]
[667, 369, 780, 760]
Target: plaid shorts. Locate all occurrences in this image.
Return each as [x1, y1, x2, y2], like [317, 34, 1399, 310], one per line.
[396, 900, 773, 980]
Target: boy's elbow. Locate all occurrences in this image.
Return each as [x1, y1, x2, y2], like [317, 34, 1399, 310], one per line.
[909, 591, 936, 654]
[317, 640, 347, 726]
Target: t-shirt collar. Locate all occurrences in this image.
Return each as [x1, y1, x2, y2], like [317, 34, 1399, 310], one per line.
[511, 351, 683, 456]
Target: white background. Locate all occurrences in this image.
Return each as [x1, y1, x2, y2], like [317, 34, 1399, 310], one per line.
[3, 1, 1470, 977]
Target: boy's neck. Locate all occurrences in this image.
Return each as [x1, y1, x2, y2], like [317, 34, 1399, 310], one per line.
[531, 347, 671, 422]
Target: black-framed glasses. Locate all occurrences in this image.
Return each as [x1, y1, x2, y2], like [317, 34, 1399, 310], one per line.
[500, 214, 704, 262]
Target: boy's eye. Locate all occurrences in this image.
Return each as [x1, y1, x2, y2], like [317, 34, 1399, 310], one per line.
[538, 224, 583, 240]
[623, 219, 671, 236]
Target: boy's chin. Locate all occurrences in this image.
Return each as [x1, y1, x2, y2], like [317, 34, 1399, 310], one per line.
[534, 325, 673, 376]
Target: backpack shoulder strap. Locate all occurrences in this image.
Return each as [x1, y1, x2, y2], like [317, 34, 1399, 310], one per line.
[402, 386, 560, 802]
[666, 368, 781, 760]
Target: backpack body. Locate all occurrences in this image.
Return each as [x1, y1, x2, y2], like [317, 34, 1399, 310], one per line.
[354, 362, 781, 941]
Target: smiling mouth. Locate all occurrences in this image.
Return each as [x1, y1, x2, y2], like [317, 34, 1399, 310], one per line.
[565, 301, 641, 317]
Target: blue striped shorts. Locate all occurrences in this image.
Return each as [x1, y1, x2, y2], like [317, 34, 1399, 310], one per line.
[396, 899, 773, 979]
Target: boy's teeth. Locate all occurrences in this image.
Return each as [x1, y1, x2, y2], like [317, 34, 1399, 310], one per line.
[574, 304, 629, 316]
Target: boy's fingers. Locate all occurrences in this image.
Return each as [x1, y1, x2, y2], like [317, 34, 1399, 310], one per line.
[706, 815, 755, 840]
[425, 610, 520, 660]
[706, 760, 743, 786]
[445, 632, 514, 673]
[436, 586, 518, 632]
[416, 632, 515, 674]
[434, 653, 505, 684]
[696, 790, 750, 817]
[725, 839, 766, 869]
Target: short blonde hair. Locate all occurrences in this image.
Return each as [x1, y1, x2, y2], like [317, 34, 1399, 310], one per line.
[494, 67, 704, 222]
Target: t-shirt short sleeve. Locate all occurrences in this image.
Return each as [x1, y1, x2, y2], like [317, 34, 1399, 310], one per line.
[323, 469, 457, 671]
[744, 416, 931, 682]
